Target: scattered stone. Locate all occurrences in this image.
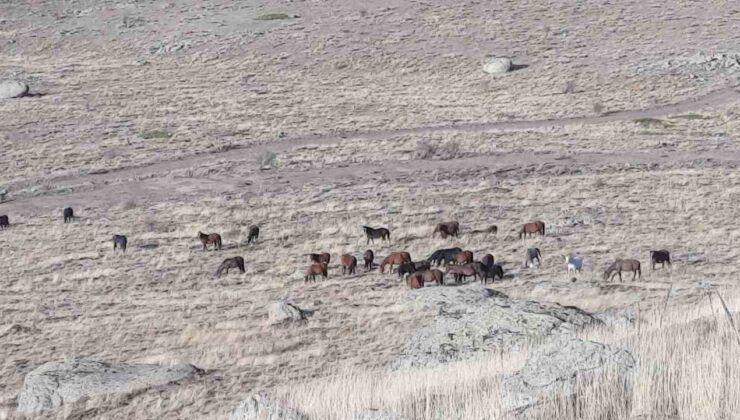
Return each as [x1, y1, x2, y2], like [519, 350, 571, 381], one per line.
[268, 301, 306, 325]
[353, 408, 407, 420]
[482, 58, 512, 74]
[17, 357, 200, 415]
[229, 393, 306, 420]
[502, 337, 637, 415]
[0, 80, 29, 99]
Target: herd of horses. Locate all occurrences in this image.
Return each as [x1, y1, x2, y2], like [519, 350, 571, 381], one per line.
[0, 209, 673, 287]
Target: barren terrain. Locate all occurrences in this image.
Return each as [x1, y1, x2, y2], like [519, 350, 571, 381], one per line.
[2, 0, 740, 419]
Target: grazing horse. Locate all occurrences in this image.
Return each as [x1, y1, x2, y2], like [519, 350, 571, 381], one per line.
[410, 269, 445, 286]
[198, 232, 222, 251]
[525, 247, 542, 268]
[433, 221, 460, 239]
[363, 249, 374, 270]
[428, 247, 463, 266]
[305, 262, 328, 282]
[481, 264, 504, 284]
[0, 215, 8, 230]
[112, 235, 127, 252]
[247, 225, 260, 244]
[481, 254, 495, 270]
[407, 272, 425, 289]
[650, 250, 671, 270]
[604, 259, 641, 282]
[308, 252, 331, 265]
[63, 207, 74, 223]
[455, 250, 474, 265]
[446, 264, 478, 285]
[519, 221, 545, 239]
[380, 251, 412, 273]
[565, 255, 584, 275]
[340, 254, 358, 275]
[216, 256, 245, 277]
[362, 226, 390, 244]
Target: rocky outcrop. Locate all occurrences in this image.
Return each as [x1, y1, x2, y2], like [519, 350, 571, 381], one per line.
[0, 80, 29, 99]
[229, 394, 306, 420]
[267, 301, 307, 325]
[396, 287, 602, 369]
[17, 357, 200, 415]
[482, 58, 512, 74]
[502, 337, 637, 416]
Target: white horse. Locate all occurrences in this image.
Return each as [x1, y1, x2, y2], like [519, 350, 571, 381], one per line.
[565, 255, 584, 275]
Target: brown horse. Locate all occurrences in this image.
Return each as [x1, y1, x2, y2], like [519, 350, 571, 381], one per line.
[455, 250, 474, 265]
[198, 231, 222, 250]
[407, 272, 425, 289]
[340, 254, 357, 275]
[433, 221, 460, 239]
[362, 226, 390, 244]
[650, 250, 671, 270]
[363, 249, 374, 271]
[446, 264, 478, 285]
[216, 256, 245, 277]
[247, 225, 260, 244]
[380, 251, 412, 273]
[604, 259, 641, 282]
[0, 215, 8, 230]
[519, 221, 545, 239]
[305, 262, 328, 283]
[411, 269, 445, 286]
[308, 252, 331, 265]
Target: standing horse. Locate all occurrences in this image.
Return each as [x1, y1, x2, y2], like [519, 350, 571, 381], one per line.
[363, 250, 374, 271]
[112, 235, 128, 252]
[308, 252, 331, 265]
[380, 252, 412, 273]
[305, 262, 328, 283]
[198, 231, 222, 251]
[247, 225, 260, 244]
[216, 257, 245, 277]
[650, 250, 671, 270]
[0, 215, 8, 230]
[340, 254, 358, 275]
[604, 259, 641, 282]
[519, 221, 545, 239]
[481, 254, 495, 270]
[428, 247, 463, 266]
[455, 250, 474, 265]
[362, 226, 390, 244]
[481, 264, 504, 284]
[525, 247, 542, 268]
[63, 207, 74, 223]
[433, 221, 460, 239]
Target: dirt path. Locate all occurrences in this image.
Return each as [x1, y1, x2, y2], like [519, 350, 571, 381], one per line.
[2, 85, 739, 215]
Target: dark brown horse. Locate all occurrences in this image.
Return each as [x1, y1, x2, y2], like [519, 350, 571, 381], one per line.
[446, 264, 478, 285]
[650, 250, 671, 270]
[433, 221, 460, 239]
[63, 207, 74, 223]
[362, 226, 390, 244]
[407, 272, 425, 289]
[340, 254, 357, 275]
[305, 262, 328, 283]
[409, 269, 446, 287]
[604, 259, 641, 282]
[481, 264, 504, 284]
[525, 247, 542, 268]
[247, 225, 260, 244]
[363, 249, 374, 271]
[198, 231, 222, 250]
[519, 221, 545, 239]
[481, 254, 495, 269]
[112, 235, 127, 252]
[0, 215, 8, 230]
[380, 251, 412, 273]
[308, 252, 331, 265]
[455, 250, 474, 265]
[216, 256, 245, 277]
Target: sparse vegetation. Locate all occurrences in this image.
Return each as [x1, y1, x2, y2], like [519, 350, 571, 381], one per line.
[256, 13, 293, 21]
[140, 129, 173, 139]
[670, 113, 710, 120]
[635, 118, 673, 129]
[593, 102, 604, 115]
[258, 150, 278, 168]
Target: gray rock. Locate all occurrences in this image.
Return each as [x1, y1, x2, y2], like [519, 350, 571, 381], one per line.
[482, 58, 512, 74]
[268, 301, 306, 325]
[17, 357, 200, 414]
[396, 287, 602, 369]
[0, 80, 29, 99]
[229, 394, 306, 420]
[353, 408, 406, 420]
[502, 337, 636, 415]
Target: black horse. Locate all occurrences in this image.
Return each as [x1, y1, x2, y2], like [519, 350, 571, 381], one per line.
[247, 225, 260, 244]
[362, 226, 390, 244]
[0, 215, 8, 230]
[63, 207, 74, 223]
[216, 256, 245, 277]
[428, 247, 463, 266]
[112, 235, 128, 252]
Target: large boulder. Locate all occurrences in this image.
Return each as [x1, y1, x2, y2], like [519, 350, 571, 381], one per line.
[0, 80, 29, 99]
[502, 337, 637, 415]
[482, 58, 512, 74]
[396, 287, 602, 369]
[229, 394, 306, 420]
[268, 301, 306, 325]
[17, 357, 200, 415]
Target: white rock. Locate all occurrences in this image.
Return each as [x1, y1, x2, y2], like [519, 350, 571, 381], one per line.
[0, 80, 29, 99]
[229, 394, 306, 420]
[482, 58, 512, 74]
[267, 301, 305, 325]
